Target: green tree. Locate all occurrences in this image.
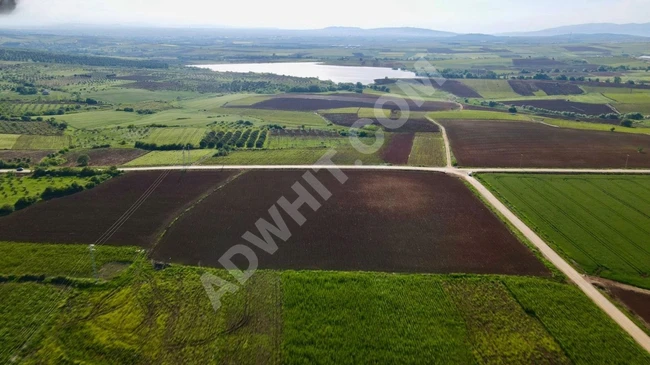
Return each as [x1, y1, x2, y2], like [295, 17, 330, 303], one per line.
[614, 76, 622, 84]
[77, 154, 90, 167]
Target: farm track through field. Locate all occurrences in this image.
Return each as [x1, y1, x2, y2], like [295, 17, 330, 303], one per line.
[153, 170, 247, 248]
[1, 164, 650, 352]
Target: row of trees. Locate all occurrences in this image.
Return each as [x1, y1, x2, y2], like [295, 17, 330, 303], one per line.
[0, 48, 169, 69]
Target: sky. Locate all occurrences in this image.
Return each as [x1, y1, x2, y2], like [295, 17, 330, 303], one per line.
[0, 0, 648, 34]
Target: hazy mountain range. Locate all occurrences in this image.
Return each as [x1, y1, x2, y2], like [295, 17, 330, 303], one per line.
[2, 22, 650, 40]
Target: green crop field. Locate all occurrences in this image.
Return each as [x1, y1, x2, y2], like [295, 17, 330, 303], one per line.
[407, 132, 446, 167]
[479, 174, 650, 289]
[0, 133, 19, 149]
[142, 127, 206, 146]
[0, 242, 140, 278]
[604, 93, 650, 114]
[202, 146, 384, 165]
[215, 108, 328, 128]
[60, 110, 143, 129]
[460, 79, 520, 99]
[1, 240, 649, 364]
[266, 134, 349, 149]
[11, 135, 71, 149]
[282, 272, 650, 364]
[428, 110, 531, 121]
[123, 149, 214, 166]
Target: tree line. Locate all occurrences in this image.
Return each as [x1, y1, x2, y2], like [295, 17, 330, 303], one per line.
[0, 48, 169, 69]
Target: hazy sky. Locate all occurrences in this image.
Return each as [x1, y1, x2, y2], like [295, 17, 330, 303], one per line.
[0, 0, 648, 33]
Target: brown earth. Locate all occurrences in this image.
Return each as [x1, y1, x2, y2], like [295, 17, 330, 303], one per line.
[503, 99, 614, 115]
[152, 170, 550, 275]
[0, 171, 238, 246]
[321, 113, 440, 133]
[381, 133, 414, 165]
[247, 93, 458, 112]
[62, 148, 148, 167]
[508, 80, 538, 96]
[610, 288, 650, 326]
[0, 150, 53, 163]
[441, 120, 650, 168]
[507, 80, 584, 96]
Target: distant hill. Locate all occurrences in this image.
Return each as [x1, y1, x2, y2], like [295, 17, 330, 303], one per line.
[318, 27, 457, 38]
[503, 23, 650, 37]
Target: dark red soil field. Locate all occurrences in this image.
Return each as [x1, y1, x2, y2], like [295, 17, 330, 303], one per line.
[321, 113, 440, 133]
[152, 170, 550, 275]
[438, 80, 482, 98]
[503, 99, 614, 115]
[441, 120, 650, 168]
[0, 150, 53, 163]
[507, 80, 583, 96]
[381, 133, 414, 165]
[533, 82, 584, 96]
[247, 93, 458, 112]
[0, 171, 237, 246]
[62, 148, 148, 167]
[507, 80, 537, 96]
[610, 288, 650, 325]
[371, 79, 481, 98]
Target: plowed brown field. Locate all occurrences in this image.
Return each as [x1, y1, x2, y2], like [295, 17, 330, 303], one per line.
[152, 170, 549, 275]
[441, 120, 650, 168]
[0, 171, 237, 246]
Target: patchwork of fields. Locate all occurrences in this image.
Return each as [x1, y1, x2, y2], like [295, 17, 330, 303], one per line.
[1, 247, 649, 364]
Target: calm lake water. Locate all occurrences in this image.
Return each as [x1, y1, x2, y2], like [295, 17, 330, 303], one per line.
[192, 62, 417, 84]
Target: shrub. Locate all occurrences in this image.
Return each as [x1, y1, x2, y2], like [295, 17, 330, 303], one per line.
[77, 154, 90, 167]
[620, 120, 634, 128]
[14, 196, 38, 211]
[0, 204, 14, 216]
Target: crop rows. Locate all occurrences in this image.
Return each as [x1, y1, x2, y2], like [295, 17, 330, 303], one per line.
[480, 174, 650, 289]
[0, 103, 77, 116]
[200, 129, 267, 149]
[0, 121, 63, 136]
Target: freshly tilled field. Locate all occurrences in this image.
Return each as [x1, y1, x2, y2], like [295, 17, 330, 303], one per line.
[441, 120, 650, 168]
[153, 170, 550, 275]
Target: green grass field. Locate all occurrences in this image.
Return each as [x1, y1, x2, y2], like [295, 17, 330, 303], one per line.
[202, 146, 384, 165]
[61, 110, 143, 129]
[460, 79, 520, 99]
[428, 110, 531, 121]
[266, 134, 349, 149]
[142, 127, 206, 146]
[11, 135, 71, 150]
[282, 272, 650, 364]
[479, 174, 650, 289]
[1, 240, 649, 364]
[215, 108, 328, 128]
[407, 132, 446, 167]
[123, 149, 214, 166]
[0, 242, 140, 278]
[0, 174, 91, 206]
[0, 133, 19, 149]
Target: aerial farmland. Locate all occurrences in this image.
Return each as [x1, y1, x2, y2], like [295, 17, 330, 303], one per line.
[1, 7, 650, 364]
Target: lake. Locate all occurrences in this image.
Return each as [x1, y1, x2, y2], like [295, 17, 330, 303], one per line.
[191, 62, 418, 84]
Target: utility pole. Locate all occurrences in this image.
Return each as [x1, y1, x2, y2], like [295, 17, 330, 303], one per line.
[626, 154, 630, 169]
[89, 244, 98, 280]
[520, 154, 524, 168]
